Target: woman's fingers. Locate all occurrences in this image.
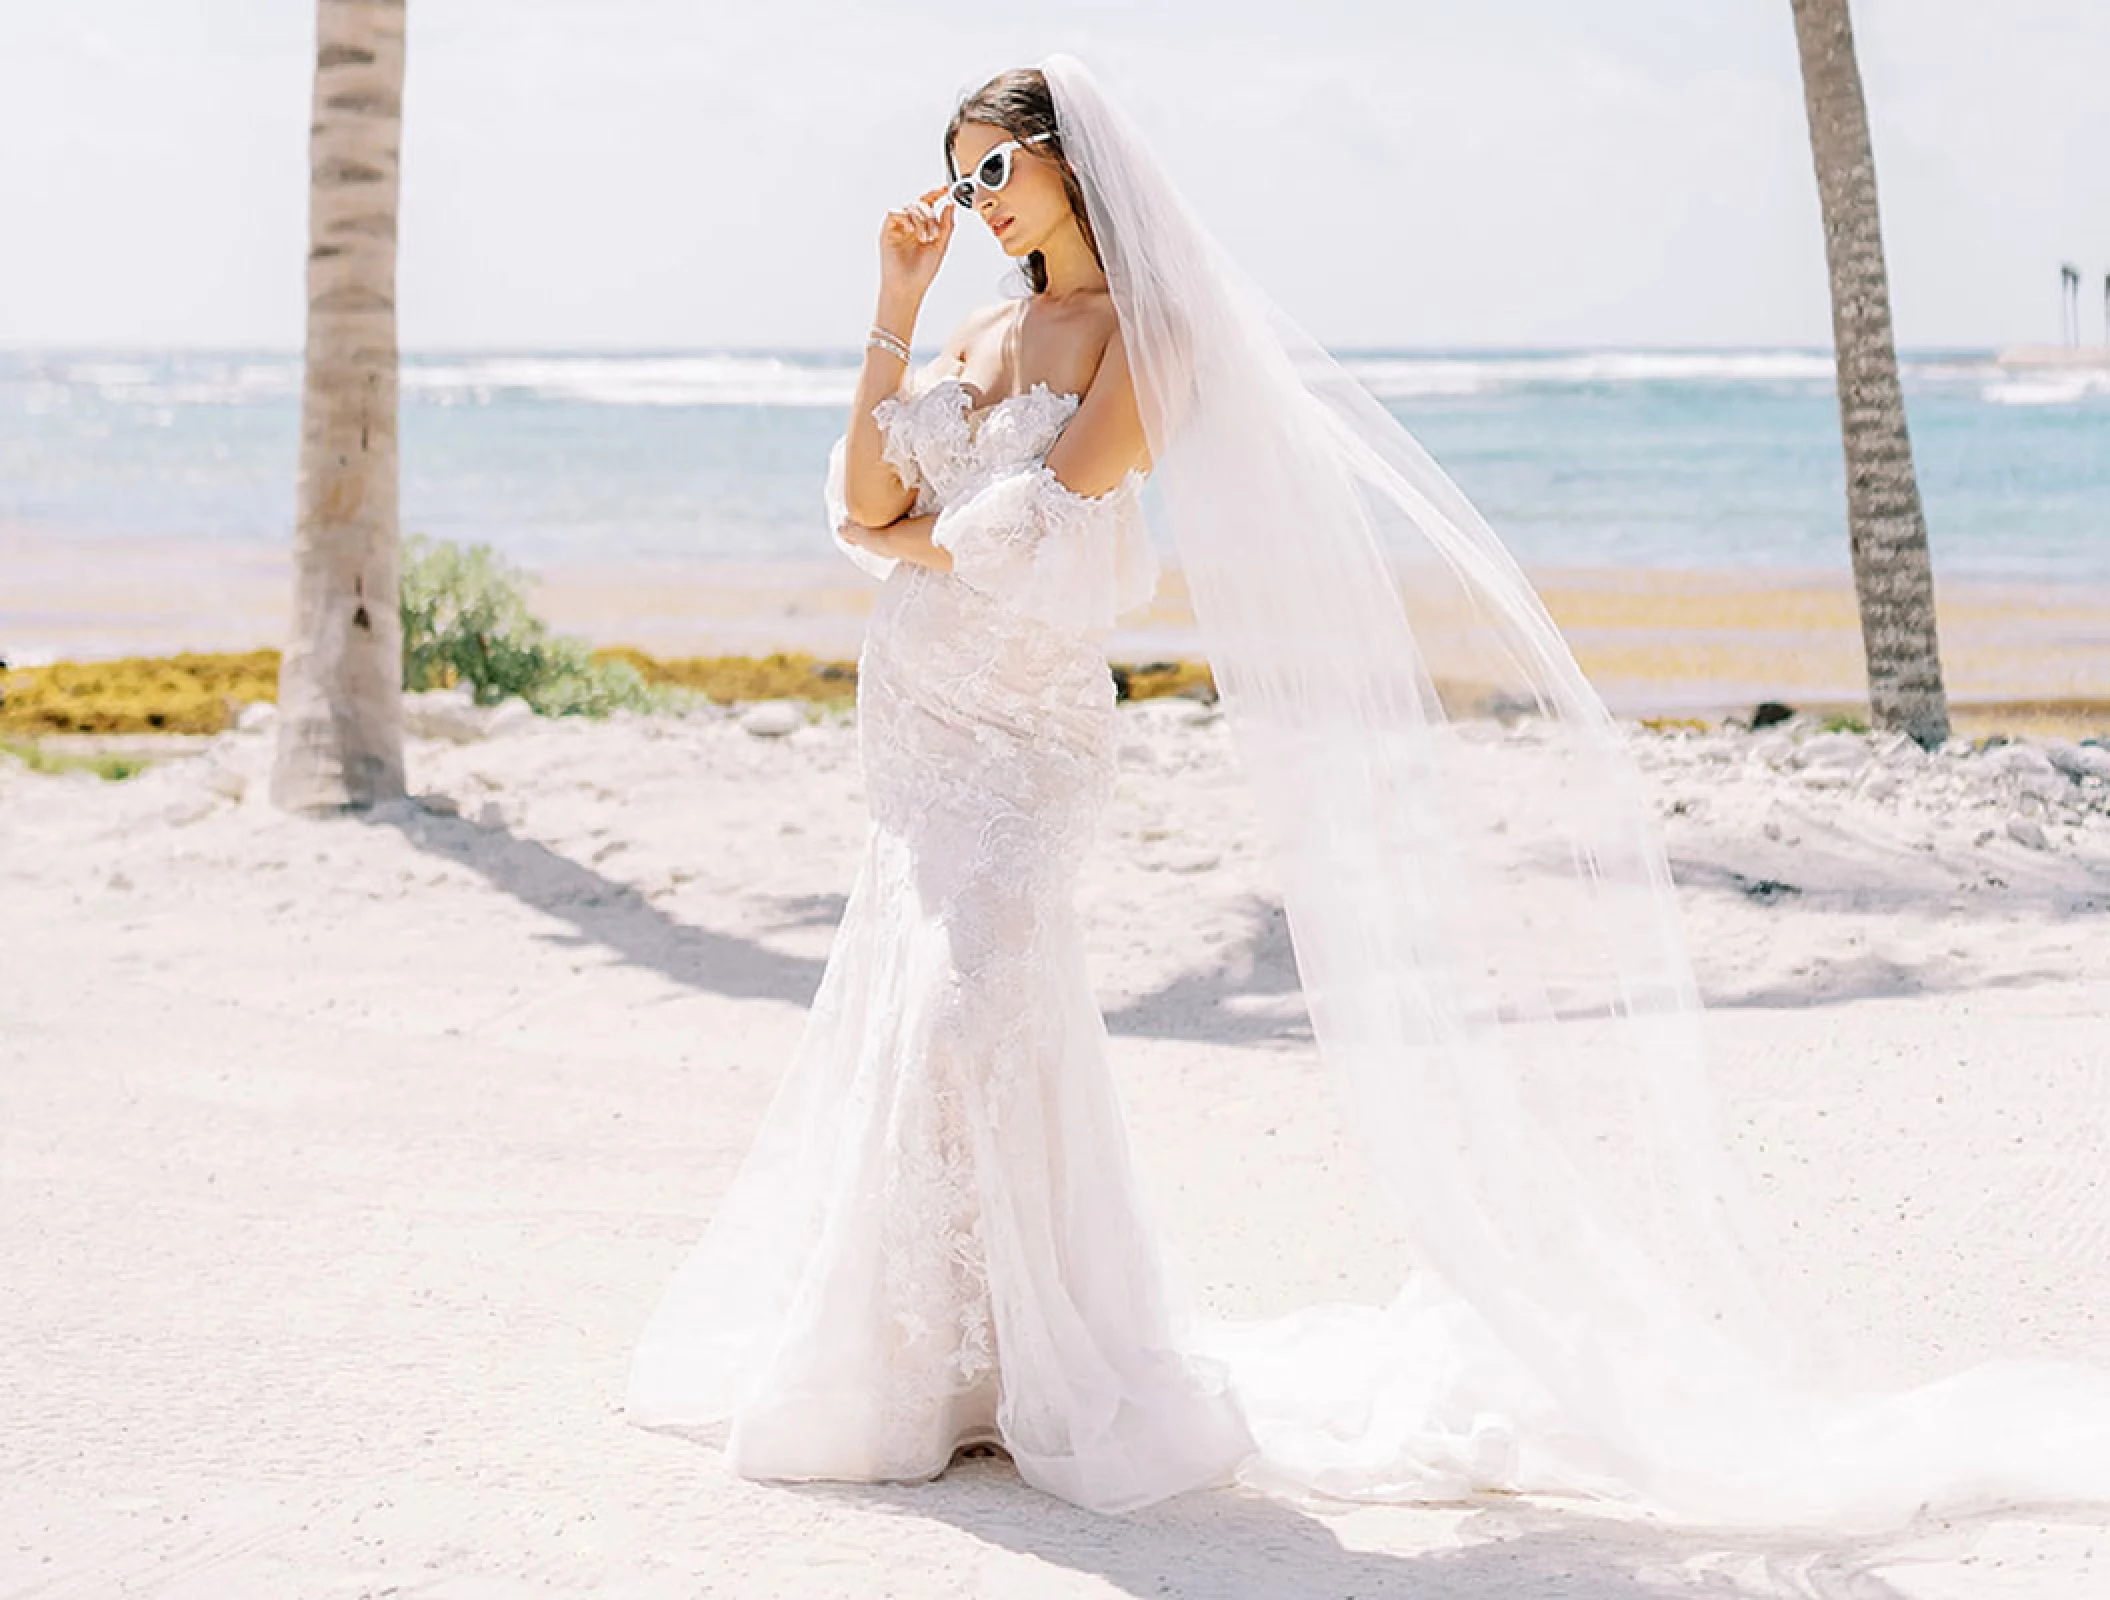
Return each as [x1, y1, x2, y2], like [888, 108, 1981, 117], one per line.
[888, 202, 937, 246]
[882, 189, 953, 256]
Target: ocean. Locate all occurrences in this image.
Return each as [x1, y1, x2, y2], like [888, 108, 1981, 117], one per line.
[3, 346, 2106, 582]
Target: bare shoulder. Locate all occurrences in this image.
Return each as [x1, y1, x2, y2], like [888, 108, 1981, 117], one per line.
[937, 301, 1012, 363]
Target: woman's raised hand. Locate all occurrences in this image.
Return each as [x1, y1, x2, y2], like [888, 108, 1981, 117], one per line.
[879, 187, 956, 300]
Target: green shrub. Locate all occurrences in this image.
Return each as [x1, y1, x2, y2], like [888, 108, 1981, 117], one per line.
[399, 535, 665, 717]
[0, 737, 149, 780]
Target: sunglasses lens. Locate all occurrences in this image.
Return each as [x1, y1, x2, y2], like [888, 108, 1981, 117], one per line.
[950, 178, 975, 209]
[979, 147, 1012, 190]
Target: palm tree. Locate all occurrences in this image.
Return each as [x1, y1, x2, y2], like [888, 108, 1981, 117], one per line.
[271, 0, 409, 810]
[1789, 0, 1950, 747]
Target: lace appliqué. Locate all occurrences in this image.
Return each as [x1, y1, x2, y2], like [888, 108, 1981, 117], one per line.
[931, 460, 1154, 634]
[824, 367, 1160, 634]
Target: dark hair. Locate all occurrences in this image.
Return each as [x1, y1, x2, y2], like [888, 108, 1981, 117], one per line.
[944, 68, 1101, 296]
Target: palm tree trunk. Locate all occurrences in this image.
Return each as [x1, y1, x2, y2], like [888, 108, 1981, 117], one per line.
[271, 0, 408, 810]
[1789, 0, 1950, 747]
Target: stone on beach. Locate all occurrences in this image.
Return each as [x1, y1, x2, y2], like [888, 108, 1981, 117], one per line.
[739, 700, 806, 738]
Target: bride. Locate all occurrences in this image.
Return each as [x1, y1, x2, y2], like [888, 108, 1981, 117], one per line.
[626, 54, 2110, 1529]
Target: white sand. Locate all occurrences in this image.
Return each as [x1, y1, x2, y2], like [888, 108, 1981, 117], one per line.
[4, 701, 2108, 1598]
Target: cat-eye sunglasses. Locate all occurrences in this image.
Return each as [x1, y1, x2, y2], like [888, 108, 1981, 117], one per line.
[947, 131, 1057, 210]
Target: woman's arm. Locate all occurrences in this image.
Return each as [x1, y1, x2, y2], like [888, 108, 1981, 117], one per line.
[1041, 325, 1151, 495]
[840, 511, 952, 573]
[841, 285, 928, 528]
[842, 185, 957, 528]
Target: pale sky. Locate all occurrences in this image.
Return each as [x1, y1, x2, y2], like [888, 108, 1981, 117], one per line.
[3, 0, 2106, 352]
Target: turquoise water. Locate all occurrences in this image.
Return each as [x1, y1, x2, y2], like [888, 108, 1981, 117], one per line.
[2, 348, 2105, 579]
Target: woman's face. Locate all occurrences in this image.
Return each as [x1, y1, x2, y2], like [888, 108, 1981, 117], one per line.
[949, 121, 1069, 258]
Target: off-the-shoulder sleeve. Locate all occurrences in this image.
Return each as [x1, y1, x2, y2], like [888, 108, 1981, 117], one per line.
[822, 358, 946, 582]
[824, 433, 900, 582]
[929, 462, 1160, 633]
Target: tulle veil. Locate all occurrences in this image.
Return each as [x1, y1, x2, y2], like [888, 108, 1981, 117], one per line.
[1037, 49, 2110, 1530]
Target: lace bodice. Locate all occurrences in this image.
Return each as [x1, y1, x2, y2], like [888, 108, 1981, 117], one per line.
[823, 360, 1159, 634]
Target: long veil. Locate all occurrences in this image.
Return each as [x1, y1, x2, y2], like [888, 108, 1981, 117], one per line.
[1040, 50, 2110, 1530]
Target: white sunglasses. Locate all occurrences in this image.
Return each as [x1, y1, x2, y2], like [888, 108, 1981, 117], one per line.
[947, 131, 1057, 210]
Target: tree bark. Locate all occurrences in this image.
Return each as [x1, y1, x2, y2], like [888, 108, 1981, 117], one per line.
[272, 0, 409, 810]
[1789, 0, 1950, 746]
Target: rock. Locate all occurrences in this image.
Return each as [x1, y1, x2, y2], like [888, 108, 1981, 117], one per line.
[1481, 690, 1541, 722]
[740, 701, 805, 738]
[199, 763, 246, 802]
[234, 701, 277, 733]
[2047, 741, 2110, 782]
[1874, 731, 1927, 769]
[1793, 732, 1869, 771]
[414, 791, 461, 818]
[1751, 734, 1795, 769]
[1751, 701, 1796, 729]
[483, 696, 537, 738]
[1989, 743, 2058, 781]
[1860, 769, 1900, 801]
[402, 687, 489, 744]
[2006, 815, 2049, 851]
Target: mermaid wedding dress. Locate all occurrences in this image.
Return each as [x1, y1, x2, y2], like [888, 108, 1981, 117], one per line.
[623, 356, 1257, 1512]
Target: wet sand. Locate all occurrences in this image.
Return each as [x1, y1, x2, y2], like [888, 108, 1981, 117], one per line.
[4, 525, 2106, 729]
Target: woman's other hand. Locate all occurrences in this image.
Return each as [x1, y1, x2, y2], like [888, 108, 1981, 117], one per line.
[837, 517, 891, 555]
[879, 187, 956, 301]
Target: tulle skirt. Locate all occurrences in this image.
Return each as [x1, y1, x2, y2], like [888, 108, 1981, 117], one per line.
[623, 821, 1255, 1513]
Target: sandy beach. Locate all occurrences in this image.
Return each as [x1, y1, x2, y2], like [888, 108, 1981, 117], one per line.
[5, 692, 2108, 1597]
[7, 523, 2110, 731]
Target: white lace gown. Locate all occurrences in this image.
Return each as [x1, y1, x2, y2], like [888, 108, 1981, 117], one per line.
[623, 358, 1258, 1512]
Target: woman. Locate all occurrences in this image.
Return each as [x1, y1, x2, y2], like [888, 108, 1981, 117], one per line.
[624, 67, 1256, 1513]
[629, 54, 2110, 1529]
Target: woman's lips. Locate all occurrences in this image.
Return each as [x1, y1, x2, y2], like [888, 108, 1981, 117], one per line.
[992, 215, 1014, 238]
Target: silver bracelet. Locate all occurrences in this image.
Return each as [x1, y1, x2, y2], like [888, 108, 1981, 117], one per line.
[866, 325, 911, 363]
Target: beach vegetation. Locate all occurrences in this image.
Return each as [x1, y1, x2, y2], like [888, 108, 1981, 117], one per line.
[0, 651, 277, 736]
[593, 647, 860, 708]
[399, 535, 666, 717]
[0, 638, 1224, 735]
[0, 738, 150, 781]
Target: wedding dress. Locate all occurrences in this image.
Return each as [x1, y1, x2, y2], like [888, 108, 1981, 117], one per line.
[623, 359, 1258, 1511]
[628, 50, 2110, 1532]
